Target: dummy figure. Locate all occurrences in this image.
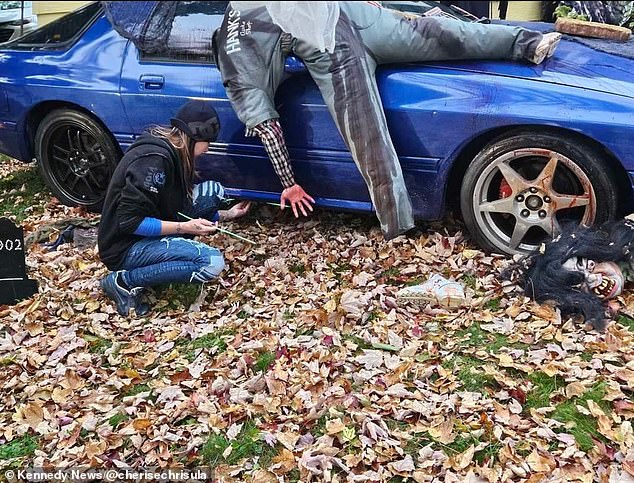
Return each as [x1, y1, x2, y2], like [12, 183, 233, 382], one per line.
[515, 217, 634, 330]
[214, 1, 562, 239]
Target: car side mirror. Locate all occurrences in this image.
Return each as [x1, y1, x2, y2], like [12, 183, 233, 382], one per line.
[285, 55, 307, 73]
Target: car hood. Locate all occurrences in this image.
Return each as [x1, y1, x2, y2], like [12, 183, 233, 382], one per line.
[425, 22, 634, 100]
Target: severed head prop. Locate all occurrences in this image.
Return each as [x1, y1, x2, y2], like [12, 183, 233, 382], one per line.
[513, 217, 634, 330]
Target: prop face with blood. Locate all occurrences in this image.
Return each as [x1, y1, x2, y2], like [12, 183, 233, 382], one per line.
[561, 257, 626, 299]
[515, 218, 634, 329]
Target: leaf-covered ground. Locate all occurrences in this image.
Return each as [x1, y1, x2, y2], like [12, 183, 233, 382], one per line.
[1, 158, 634, 482]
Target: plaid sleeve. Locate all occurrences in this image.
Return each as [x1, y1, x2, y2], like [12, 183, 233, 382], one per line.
[245, 119, 296, 188]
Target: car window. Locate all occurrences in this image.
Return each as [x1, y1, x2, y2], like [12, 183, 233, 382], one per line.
[6, 2, 101, 50]
[140, 1, 229, 64]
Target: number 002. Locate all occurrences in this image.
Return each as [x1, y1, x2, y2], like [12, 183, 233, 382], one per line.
[0, 239, 22, 251]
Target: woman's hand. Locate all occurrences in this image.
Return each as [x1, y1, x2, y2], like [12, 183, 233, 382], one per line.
[179, 218, 218, 236]
[219, 201, 252, 221]
[281, 184, 315, 218]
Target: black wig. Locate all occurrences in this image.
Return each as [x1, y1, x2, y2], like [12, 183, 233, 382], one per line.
[514, 218, 634, 330]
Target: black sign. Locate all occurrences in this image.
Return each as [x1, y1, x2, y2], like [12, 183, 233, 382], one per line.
[0, 218, 38, 305]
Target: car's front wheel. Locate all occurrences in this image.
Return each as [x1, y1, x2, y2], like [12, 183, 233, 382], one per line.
[35, 109, 120, 212]
[460, 131, 618, 255]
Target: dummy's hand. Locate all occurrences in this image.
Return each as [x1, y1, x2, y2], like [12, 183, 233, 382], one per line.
[181, 218, 217, 236]
[219, 201, 252, 221]
[280, 184, 315, 218]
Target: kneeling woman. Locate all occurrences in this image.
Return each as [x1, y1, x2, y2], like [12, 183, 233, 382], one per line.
[98, 100, 250, 316]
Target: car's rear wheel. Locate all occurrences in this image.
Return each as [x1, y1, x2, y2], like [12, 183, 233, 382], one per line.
[35, 109, 120, 212]
[460, 131, 618, 255]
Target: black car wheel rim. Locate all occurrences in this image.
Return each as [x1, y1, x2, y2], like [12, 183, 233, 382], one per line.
[472, 148, 596, 254]
[46, 122, 112, 206]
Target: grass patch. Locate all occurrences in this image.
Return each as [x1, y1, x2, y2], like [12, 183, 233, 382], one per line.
[474, 441, 503, 464]
[456, 324, 488, 348]
[442, 356, 497, 393]
[443, 434, 501, 464]
[108, 412, 129, 428]
[0, 435, 39, 460]
[403, 432, 433, 456]
[329, 262, 352, 283]
[484, 298, 501, 311]
[366, 310, 380, 322]
[342, 334, 373, 352]
[0, 355, 17, 366]
[580, 352, 594, 362]
[178, 329, 234, 362]
[156, 284, 203, 310]
[289, 261, 306, 275]
[124, 383, 151, 398]
[83, 334, 113, 354]
[617, 315, 634, 331]
[310, 414, 329, 438]
[545, 382, 609, 451]
[175, 416, 198, 426]
[201, 420, 277, 466]
[550, 403, 598, 451]
[552, 384, 607, 449]
[461, 274, 477, 290]
[456, 323, 526, 354]
[525, 372, 565, 410]
[404, 277, 426, 287]
[0, 165, 49, 222]
[381, 267, 400, 279]
[254, 351, 275, 373]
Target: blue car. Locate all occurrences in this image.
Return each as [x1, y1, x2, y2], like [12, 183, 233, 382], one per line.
[1, 1, 633, 255]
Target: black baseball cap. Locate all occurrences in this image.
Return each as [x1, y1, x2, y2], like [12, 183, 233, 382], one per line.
[170, 100, 220, 142]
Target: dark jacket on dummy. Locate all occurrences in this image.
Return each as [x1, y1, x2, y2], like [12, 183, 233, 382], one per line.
[213, 6, 288, 128]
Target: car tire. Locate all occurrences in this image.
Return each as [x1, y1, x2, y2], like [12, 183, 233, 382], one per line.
[460, 131, 618, 256]
[35, 109, 120, 212]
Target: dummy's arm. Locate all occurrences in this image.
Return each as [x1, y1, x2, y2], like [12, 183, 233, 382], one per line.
[247, 118, 315, 217]
[246, 119, 296, 188]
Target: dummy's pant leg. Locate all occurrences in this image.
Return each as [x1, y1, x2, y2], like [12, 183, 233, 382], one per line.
[361, 10, 542, 64]
[294, 32, 415, 240]
[188, 181, 225, 221]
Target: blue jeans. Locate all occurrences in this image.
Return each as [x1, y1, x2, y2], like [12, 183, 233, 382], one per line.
[120, 181, 226, 288]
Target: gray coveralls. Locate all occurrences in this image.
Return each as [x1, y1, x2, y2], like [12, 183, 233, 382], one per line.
[215, 2, 542, 240]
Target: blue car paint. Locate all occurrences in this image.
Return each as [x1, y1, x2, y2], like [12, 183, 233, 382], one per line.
[1, 9, 634, 221]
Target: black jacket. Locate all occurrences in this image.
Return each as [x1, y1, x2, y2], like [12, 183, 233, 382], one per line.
[98, 134, 189, 270]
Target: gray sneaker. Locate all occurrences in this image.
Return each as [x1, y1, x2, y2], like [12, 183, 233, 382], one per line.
[100, 271, 150, 316]
[529, 32, 562, 64]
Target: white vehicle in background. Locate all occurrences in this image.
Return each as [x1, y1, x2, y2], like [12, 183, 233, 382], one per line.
[0, 1, 37, 43]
